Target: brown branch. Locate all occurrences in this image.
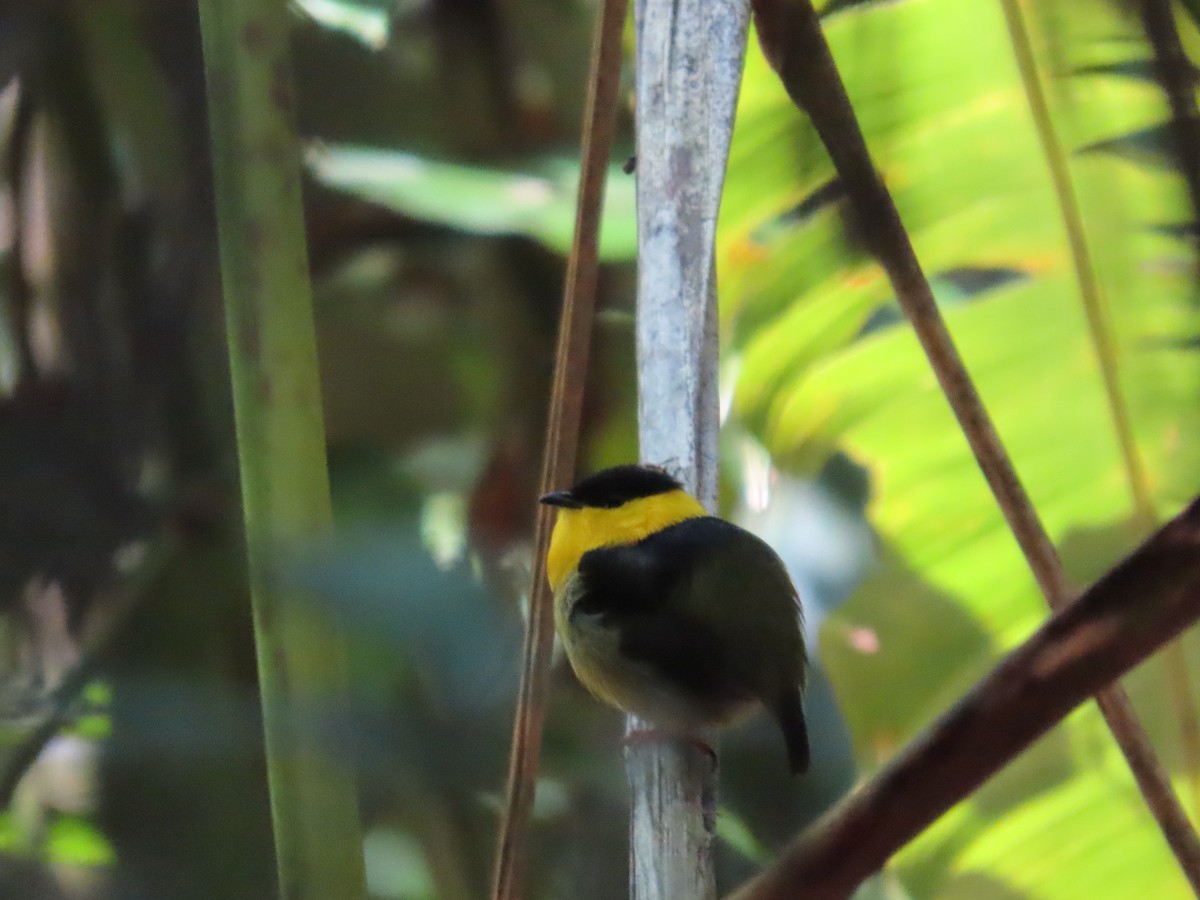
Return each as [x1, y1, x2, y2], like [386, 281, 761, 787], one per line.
[729, 496, 1200, 900]
[488, 0, 628, 897]
[749, 0, 1200, 887]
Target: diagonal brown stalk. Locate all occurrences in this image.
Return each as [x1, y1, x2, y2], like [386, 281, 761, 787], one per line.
[488, 1, 628, 896]
[730, 495, 1200, 899]
[749, 0, 1200, 890]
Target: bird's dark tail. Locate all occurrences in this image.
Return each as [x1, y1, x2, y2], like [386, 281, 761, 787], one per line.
[774, 688, 810, 775]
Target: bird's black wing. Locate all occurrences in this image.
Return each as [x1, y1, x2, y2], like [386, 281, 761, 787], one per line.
[573, 517, 765, 709]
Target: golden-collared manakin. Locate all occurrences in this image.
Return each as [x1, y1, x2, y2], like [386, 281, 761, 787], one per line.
[541, 464, 809, 774]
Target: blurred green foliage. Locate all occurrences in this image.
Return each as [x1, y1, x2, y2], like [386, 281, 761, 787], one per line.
[307, 147, 638, 260]
[719, 0, 1200, 896]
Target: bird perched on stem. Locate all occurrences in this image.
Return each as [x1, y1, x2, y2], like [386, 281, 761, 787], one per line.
[541, 464, 809, 774]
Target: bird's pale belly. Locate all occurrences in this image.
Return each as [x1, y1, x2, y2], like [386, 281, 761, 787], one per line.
[555, 575, 754, 731]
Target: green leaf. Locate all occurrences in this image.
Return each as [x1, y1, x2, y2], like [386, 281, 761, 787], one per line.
[74, 714, 111, 741]
[0, 812, 26, 854]
[362, 828, 436, 900]
[896, 729, 1194, 897]
[307, 145, 639, 261]
[46, 816, 114, 867]
[717, 806, 771, 865]
[293, 0, 393, 49]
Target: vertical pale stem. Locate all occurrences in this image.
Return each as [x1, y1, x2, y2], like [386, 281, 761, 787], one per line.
[630, 1, 750, 897]
[197, 2, 367, 897]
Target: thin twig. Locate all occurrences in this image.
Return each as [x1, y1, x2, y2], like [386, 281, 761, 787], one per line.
[729, 495, 1200, 900]
[749, 0, 1200, 887]
[489, 1, 627, 896]
[1137, 0, 1200, 819]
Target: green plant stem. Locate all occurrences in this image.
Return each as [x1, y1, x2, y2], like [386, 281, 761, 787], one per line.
[999, 0, 1154, 528]
[197, 2, 366, 898]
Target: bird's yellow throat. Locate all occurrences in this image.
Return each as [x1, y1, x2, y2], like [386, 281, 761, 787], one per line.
[545, 488, 707, 593]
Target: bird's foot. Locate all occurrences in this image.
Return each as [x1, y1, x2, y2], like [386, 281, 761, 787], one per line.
[622, 729, 717, 769]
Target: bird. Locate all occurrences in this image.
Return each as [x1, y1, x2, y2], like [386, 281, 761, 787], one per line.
[540, 463, 809, 774]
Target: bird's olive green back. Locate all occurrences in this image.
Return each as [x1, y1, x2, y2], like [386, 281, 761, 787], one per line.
[662, 522, 806, 700]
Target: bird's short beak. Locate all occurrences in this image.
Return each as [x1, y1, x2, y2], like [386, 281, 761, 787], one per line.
[539, 490, 583, 509]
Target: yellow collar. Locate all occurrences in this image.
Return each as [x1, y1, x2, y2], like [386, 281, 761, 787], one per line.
[545, 489, 706, 593]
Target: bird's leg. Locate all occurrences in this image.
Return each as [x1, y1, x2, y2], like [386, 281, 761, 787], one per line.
[622, 728, 718, 769]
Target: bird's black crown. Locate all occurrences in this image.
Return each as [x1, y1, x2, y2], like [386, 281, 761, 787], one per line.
[561, 464, 683, 509]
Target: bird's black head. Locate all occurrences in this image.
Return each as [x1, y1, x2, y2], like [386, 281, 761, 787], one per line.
[540, 464, 683, 510]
